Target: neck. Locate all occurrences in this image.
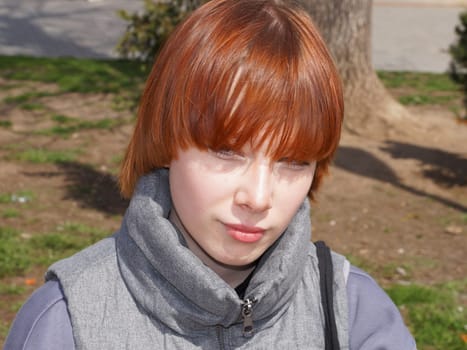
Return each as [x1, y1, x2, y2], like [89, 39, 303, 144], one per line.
[169, 210, 256, 288]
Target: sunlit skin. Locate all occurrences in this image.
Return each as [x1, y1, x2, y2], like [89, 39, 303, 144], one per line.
[168, 142, 316, 288]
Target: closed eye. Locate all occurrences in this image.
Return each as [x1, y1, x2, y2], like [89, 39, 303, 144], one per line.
[277, 158, 311, 170]
[209, 148, 244, 160]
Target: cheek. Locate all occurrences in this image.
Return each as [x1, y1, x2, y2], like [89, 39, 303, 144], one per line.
[169, 163, 226, 216]
[274, 173, 313, 212]
[277, 170, 314, 196]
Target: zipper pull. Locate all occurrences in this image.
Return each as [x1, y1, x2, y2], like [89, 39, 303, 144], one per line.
[241, 298, 257, 337]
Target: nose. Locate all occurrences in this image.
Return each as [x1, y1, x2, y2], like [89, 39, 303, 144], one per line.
[234, 161, 273, 212]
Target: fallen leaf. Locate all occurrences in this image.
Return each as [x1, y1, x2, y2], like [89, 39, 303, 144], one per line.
[25, 278, 37, 286]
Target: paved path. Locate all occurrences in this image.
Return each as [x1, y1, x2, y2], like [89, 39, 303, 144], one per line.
[0, 0, 465, 72]
[0, 0, 142, 58]
[373, 0, 466, 72]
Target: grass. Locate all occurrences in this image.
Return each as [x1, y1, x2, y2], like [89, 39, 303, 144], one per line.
[0, 190, 34, 204]
[0, 121, 12, 128]
[12, 148, 80, 164]
[12, 190, 35, 203]
[3, 91, 58, 104]
[0, 56, 145, 114]
[349, 252, 441, 284]
[387, 281, 467, 350]
[7, 301, 24, 314]
[0, 82, 21, 91]
[109, 153, 124, 174]
[2, 208, 20, 218]
[30, 222, 111, 266]
[0, 283, 28, 342]
[0, 282, 26, 296]
[377, 71, 460, 92]
[347, 254, 415, 281]
[2, 91, 56, 112]
[31, 233, 92, 265]
[38, 114, 127, 138]
[398, 94, 457, 106]
[377, 71, 463, 108]
[0, 227, 32, 278]
[20, 102, 46, 111]
[0, 223, 110, 279]
[0, 56, 147, 94]
[0, 194, 10, 203]
[56, 221, 111, 240]
[51, 114, 74, 123]
[0, 321, 8, 345]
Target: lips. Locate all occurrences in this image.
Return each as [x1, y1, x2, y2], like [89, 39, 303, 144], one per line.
[225, 223, 265, 243]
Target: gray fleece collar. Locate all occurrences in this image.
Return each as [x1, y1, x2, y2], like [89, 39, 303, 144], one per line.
[116, 169, 312, 334]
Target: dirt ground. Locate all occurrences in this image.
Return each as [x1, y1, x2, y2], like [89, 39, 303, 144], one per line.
[0, 82, 466, 344]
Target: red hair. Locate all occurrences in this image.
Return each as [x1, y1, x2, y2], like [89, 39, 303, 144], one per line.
[120, 0, 343, 199]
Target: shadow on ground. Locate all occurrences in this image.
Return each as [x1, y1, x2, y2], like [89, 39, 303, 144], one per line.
[380, 141, 467, 188]
[334, 144, 467, 212]
[57, 162, 128, 215]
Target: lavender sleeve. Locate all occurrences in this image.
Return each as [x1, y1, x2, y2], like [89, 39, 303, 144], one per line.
[347, 265, 417, 350]
[4, 267, 416, 350]
[4, 280, 74, 350]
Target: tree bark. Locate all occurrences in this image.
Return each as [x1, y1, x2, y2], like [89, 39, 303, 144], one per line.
[300, 0, 413, 137]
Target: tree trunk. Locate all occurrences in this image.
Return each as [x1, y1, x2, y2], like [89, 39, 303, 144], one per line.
[300, 0, 414, 137]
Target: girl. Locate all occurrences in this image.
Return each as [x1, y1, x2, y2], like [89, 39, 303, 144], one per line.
[6, 0, 416, 349]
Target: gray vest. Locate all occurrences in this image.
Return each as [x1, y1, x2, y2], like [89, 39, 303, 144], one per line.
[47, 170, 349, 349]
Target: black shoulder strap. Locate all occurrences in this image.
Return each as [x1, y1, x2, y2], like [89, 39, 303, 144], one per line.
[315, 240, 340, 350]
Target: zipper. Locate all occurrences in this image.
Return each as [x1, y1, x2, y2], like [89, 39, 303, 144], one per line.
[241, 297, 257, 337]
[216, 325, 225, 350]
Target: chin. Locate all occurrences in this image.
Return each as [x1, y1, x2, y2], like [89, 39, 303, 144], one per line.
[218, 255, 258, 268]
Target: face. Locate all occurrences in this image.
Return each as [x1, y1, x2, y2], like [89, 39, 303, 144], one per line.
[169, 143, 315, 270]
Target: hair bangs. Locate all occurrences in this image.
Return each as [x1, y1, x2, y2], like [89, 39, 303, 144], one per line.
[183, 42, 340, 165]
